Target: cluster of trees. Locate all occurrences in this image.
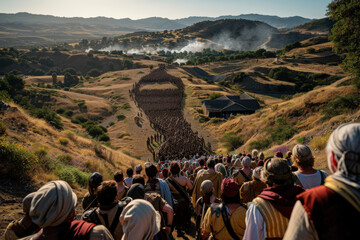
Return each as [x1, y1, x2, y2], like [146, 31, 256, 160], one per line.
[158, 48, 277, 65]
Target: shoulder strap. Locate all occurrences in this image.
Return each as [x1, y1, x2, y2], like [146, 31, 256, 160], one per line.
[220, 204, 241, 240]
[167, 177, 191, 204]
[108, 204, 124, 235]
[239, 170, 251, 182]
[319, 170, 325, 185]
[293, 173, 303, 188]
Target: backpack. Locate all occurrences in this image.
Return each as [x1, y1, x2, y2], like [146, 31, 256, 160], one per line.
[82, 199, 130, 236]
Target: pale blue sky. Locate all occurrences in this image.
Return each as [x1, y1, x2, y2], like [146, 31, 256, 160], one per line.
[0, 0, 332, 19]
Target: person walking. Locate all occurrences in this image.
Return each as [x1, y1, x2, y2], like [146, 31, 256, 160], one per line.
[284, 123, 360, 240]
[292, 144, 328, 189]
[243, 158, 304, 240]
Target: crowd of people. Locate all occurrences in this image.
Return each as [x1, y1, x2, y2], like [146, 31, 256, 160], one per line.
[129, 65, 211, 160]
[4, 122, 359, 240]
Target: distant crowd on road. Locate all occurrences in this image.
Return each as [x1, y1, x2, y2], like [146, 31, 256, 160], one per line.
[130, 65, 210, 160]
[5, 123, 360, 240]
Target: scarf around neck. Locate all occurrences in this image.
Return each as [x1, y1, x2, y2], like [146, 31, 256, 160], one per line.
[257, 185, 305, 218]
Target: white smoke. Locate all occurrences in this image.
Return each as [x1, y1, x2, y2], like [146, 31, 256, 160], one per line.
[86, 26, 272, 54]
[173, 58, 188, 64]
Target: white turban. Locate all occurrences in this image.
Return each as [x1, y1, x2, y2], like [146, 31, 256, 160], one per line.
[242, 156, 251, 167]
[121, 199, 160, 240]
[292, 144, 313, 161]
[326, 123, 360, 188]
[30, 180, 77, 228]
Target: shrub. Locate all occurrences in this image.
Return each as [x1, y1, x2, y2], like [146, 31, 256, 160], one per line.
[55, 162, 90, 186]
[0, 140, 38, 180]
[31, 107, 63, 129]
[56, 153, 72, 164]
[87, 125, 104, 137]
[121, 103, 131, 110]
[64, 110, 74, 117]
[58, 137, 69, 146]
[87, 68, 102, 77]
[64, 130, 76, 141]
[221, 131, 244, 151]
[33, 148, 48, 161]
[56, 108, 66, 114]
[268, 67, 292, 81]
[0, 120, 6, 136]
[99, 134, 110, 142]
[249, 139, 272, 151]
[322, 95, 360, 120]
[209, 93, 223, 100]
[117, 114, 126, 121]
[310, 134, 331, 150]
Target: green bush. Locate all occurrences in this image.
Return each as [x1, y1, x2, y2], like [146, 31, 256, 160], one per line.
[56, 108, 66, 114]
[58, 137, 69, 146]
[31, 107, 63, 129]
[0, 140, 39, 180]
[209, 93, 223, 100]
[221, 131, 244, 151]
[99, 134, 110, 142]
[322, 95, 360, 120]
[56, 153, 72, 164]
[87, 125, 104, 137]
[121, 103, 131, 110]
[87, 68, 102, 77]
[117, 114, 126, 121]
[249, 139, 272, 151]
[0, 120, 6, 136]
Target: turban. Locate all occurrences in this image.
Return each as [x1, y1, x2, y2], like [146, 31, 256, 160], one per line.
[23, 192, 36, 214]
[121, 199, 160, 240]
[30, 180, 77, 228]
[221, 178, 239, 198]
[200, 180, 213, 194]
[326, 123, 360, 188]
[292, 144, 313, 161]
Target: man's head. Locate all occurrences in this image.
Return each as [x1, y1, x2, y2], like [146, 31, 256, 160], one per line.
[145, 163, 158, 179]
[88, 172, 103, 195]
[132, 174, 145, 186]
[127, 183, 145, 200]
[221, 178, 240, 204]
[135, 164, 143, 174]
[326, 123, 360, 180]
[206, 159, 216, 169]
[114, 171, 124, 183]
[97, 180, 118, 207]
[126, 168, 134, 177]
[292, 144, 314, 168]
[200, 180, 214, 195]
[169, 161, 181, 176]
[262, 158, 294, 187]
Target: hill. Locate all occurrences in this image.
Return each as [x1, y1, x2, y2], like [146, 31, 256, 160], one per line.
[0, 12, 314, 47]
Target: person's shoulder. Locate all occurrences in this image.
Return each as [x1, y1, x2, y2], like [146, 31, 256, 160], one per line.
[89, 225, 113, 240]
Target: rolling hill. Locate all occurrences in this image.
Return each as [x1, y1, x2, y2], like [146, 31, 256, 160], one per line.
[0, 12, 314, 47]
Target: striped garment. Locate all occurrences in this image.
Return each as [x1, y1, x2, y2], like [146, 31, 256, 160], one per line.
[253, 197, 289, 239]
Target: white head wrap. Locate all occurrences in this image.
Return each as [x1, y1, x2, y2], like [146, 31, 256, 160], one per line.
[30, 180, 77, 228]
[292, 144, 313, 161]
[121, 199, 160, 240]
[253, 166, 263, 180]
[326, 123, 360, 189]
[242, 156, 251, 168]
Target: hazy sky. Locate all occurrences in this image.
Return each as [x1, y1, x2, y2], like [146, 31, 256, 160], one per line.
[0, 0, 332, 19]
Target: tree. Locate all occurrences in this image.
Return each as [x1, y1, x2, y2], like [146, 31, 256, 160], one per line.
[52, 72, 57, 86]
[63, 73, 79, 87]
[327, 0, 360, 87]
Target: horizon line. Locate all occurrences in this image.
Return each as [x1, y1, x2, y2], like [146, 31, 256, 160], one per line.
[0, 11, 318, 21]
